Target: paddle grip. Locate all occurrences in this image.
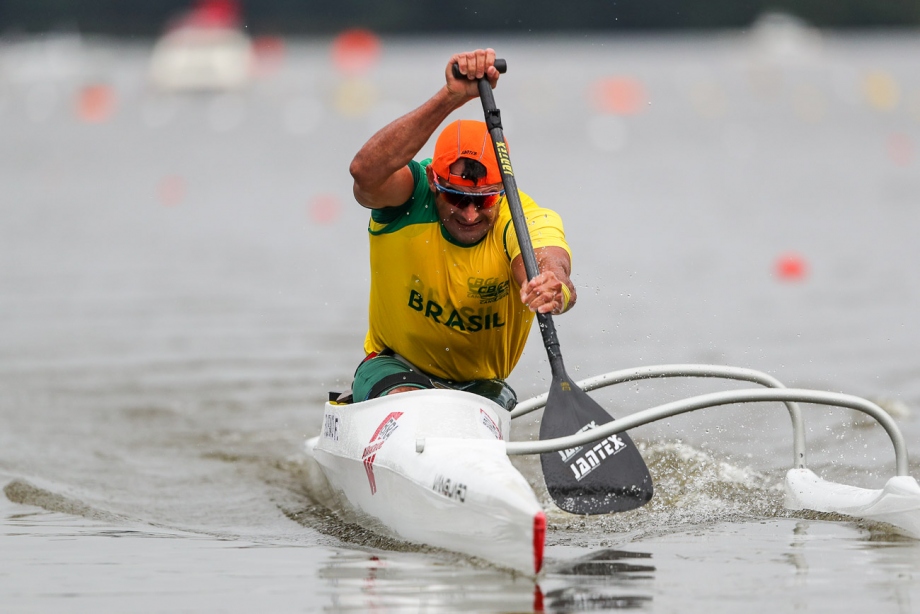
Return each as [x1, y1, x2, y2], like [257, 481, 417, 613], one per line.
[451, 59, 507, 80]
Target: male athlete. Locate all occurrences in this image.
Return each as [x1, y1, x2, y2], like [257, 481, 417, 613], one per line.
[347, 48, 576, 410]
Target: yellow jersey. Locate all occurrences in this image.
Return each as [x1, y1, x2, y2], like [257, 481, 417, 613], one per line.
[363, 159, 571, 381]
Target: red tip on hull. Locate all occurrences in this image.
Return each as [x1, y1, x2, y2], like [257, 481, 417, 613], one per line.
[533, 511, 546, 574]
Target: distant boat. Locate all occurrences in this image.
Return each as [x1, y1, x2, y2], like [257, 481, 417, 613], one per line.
[149, 0, 252, 92]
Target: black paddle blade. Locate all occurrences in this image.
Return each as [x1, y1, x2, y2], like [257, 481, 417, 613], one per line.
[539, 373, 653, 515]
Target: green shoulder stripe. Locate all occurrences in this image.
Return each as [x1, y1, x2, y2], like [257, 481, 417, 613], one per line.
[502, 219, 513, 261]
[368, 159, 439, 235]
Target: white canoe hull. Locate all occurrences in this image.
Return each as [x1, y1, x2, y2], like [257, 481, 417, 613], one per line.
[307, 389, 546, 575]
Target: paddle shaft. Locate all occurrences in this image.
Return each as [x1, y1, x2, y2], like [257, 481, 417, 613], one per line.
[455, 62, 564, 376]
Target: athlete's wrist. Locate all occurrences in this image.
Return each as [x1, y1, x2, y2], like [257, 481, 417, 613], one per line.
[559, 284, 571, 313]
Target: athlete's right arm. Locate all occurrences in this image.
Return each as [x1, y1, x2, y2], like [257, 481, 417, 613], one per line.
[349, 88, 464, 210]
[349, 49, 501, 210]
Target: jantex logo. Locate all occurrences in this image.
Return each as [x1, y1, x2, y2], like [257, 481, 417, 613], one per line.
[495, 142, 514, 176]
[557, 421, 628, 482]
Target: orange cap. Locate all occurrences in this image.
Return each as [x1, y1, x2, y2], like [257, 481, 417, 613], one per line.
[431, 119, 504, 187]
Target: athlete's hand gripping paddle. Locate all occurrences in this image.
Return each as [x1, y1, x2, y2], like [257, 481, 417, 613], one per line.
[454, 60, 653, 514]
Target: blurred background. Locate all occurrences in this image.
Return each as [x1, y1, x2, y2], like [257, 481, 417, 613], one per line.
[2, 2, 920, 610]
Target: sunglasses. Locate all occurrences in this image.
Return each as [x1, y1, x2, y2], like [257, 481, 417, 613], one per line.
[434, 176, 505, 210]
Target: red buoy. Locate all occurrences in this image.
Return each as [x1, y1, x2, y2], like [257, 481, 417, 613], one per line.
[331, 29, 381, 76]
[76, 84, 115, 123]
[775, 253, 808, 281]
[309, 194, 341, 224]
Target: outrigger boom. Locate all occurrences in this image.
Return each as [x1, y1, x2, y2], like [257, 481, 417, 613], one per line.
[503, 364, 907, 473]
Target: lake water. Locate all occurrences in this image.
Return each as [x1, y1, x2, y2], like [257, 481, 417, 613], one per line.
[2, 26, 920, 612]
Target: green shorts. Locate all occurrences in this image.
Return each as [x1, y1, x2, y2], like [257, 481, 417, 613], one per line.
[352, 352, 518, 411]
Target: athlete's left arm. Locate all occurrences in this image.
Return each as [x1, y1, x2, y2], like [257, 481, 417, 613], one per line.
[513, 247, 577, 315]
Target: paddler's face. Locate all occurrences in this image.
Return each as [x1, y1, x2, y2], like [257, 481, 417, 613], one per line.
[427, 165, 503, 245]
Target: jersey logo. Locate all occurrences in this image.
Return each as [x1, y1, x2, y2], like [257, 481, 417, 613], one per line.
[467, 276, 510, 304]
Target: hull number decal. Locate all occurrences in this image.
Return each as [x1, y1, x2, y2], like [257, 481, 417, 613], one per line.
[480, 408, 503, 441]
[558, 421, 627, 481]
[433, 474, 467, 502]
[323, 414, 339, 441]
[362, 412, 403, 495]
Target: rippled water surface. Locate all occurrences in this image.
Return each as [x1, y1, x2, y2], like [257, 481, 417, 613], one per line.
[2, 30, 920, 612]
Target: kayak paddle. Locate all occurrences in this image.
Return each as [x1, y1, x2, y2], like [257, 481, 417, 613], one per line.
[455, 59, 654, 514]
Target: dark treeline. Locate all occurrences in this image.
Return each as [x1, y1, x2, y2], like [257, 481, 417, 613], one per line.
[1, 0, 918, 36]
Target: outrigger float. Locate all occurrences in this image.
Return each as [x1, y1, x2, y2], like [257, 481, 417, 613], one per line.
[305, 362, 920, 576]
[306, 60, 920, 575]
